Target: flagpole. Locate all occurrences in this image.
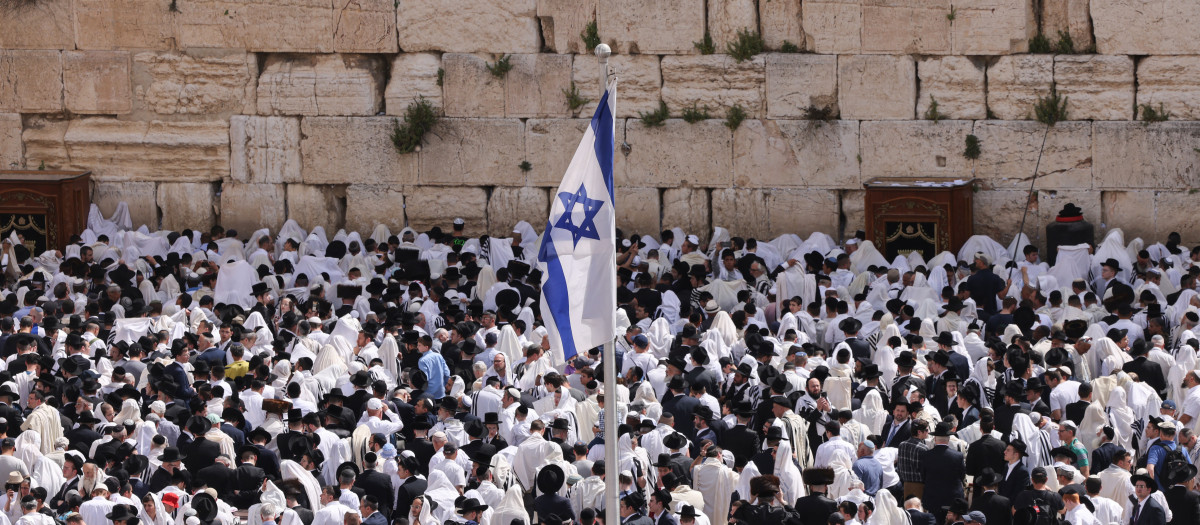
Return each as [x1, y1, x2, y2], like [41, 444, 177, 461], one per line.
[596, 42, 621, 525]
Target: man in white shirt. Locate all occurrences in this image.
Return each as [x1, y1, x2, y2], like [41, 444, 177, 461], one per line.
[356, 398, 404, 436]
[312, 486, 352, 525]
[814, 421, 857, 468]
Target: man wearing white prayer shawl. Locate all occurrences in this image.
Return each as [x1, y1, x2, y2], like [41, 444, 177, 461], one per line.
[512, 421, 558, 490]
[13, 498, 53, 525]
[311, 486, 352, 525]
[77, 488, 117, 525]
[691, 448, 738, 525]
[1095, 450, 1134, 504]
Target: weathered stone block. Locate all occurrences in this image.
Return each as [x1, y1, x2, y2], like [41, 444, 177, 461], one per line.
[178, 0, 335, 52]
[158, 182, 217, 231]
[1040, 0, 1093, 52]
[505, 54, 573, 118]
[63, 51, 132, 115]
[418, 118, 525, 186]
[1154, 192, 1200, 244]
[838, 55, 916, 120]
[345, 185, 405, 234]
[1101, 191, 1155, 243]
[602, 0, 705, 54]
[760, 0, 803, 51]
[220, 183, 286, 232]
[1053, 55, 1133, 121]
[951, 0, 1037, 55]
[300, 117, 418, 185]
[397, 0, 541, 53]
[708, 0, 757, 48]
[230, 116, 301, 184]
[74, 0, 176, 50]
[732, 119, 859, 188]
[572, 55, 662, 118]
[487, 187, 550, 235]
[917, 56, 986, 120]
[20, 117, 71, 170]
[986, 55, 1053, 120]
[93, 181, 158, 230]
[859, 120, 974, 178]
[1093, 122, 1200, 189]
[385, 53, 444, 114]
[712, 188, 840, 237]
[0, 51, 63, 113]
[970, 121, 1092, 190]
[286, 184, 346, 231]
[404, 186, 488, 234]
[841, 190, 866, 235]
[334, 0, 399, 53]
[525, 119, 593, 186]
[0, 114, 22, 169]
[1136, 57, 1200, 121]
[537, 0, 596, 54]
[132, 50, 257, 118]
[257, 54, 385, 116]
[1091, 0, 1200, 55]
[661, 55, 765, 118]
[65, 119, 230, 182]
[662, 188, 710, 238]
[442, 54, 506, 118]
[0, 0, 74, 49]
[616, 186, 661, 235]
[622, 119, 732, 188]
[802, 2, 862, 54]
[765, 54, 838, 119]
[971, 190, 1037, 244]
[861, 4, 952, 55]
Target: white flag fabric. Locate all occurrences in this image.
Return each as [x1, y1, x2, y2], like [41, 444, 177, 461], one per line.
[537, 79, 618, 360]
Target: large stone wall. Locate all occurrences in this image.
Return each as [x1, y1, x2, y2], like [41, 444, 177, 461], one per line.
[3, 0, 1200, 246]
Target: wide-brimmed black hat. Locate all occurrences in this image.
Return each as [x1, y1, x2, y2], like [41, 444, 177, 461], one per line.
[838, 317, 862, 334]
[1007, 439, 1028, 457]
[943, 297, 965, 312]
[663, 432, 687, 450]
[1163, 461, 1199, 486]
[536, 463, 565, 494]
[894, 351, 917, 367]
[483, 412, 500, 425]
[1100, 258, 1122, 272]
[732, 401, 755, 417]
[458, 497, 488, 513]
[1130, 470, 1158, 493]
[931, 422, 953, 437]
[857, 363, 883, 380]
[1106, 328, 1128, 342]
[678, 505, 701, 519]
[158, 447, 186, 462]
[653, 453, 672, 467]
[935, 331, 956, 347]
[106, 504, 139, 521]
[976, 467, 1002, 487]
[765, 425, 789, 441]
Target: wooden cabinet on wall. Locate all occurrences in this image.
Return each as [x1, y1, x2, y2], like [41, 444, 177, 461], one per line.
[0, 171, 91, 254]
[863, 177, 974, 261]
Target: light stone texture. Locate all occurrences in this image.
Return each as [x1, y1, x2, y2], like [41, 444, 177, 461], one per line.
[622, 119, 732, 188]
[1093, 122, 1200, 189]
[131, 50, 257, 118]
[661, 188, 710, 240]
[64, 119, 230, 182]
[765, 54, 838, 119]
[0, 114, 22, 169]
[841, 190, 866, 234]
[287, 184, 346, 231]
[802, 1, 862, 54]
[732, 119, 859, 188]
[1100, 191, 1156, 244]
[986, 55, 1053, 120]
[1040, 0, 1094, 52]
[838, 55, 916, 120]
[712, 188, 841, 237]
[917, 56, 986, 120]
[20, 117, 71, 170]
[1136, 57, 1200, 121]
[178, 0, 335, 52]
[345, 185, 405, 234]
[385, 53, 444, 114]
[759, 0, 803, 51]
[63, 51, 132, 115]
[616, 187, 661, 235]
[0, 51, 63, 113]
[602, 0, 705, 54]
[1153, 192, 1200, 243]
[859, 120, 974, 178]
[1091, 0, 1200, 55]
[951, 0, 1037, 55]
[157, 182, 217, 231]
[334, 0, 399, 53]
[442, 53, 506, 118]
[418, 118, 525, 186]
[1037, 190, 1101, 238]
[220, 183, 287, 233]
[707, 0, 758, 49]
[299, 117, 419, 185]
[397, 0, 541, 53]
[0, 0, 75, 49]
[74, 0, 176, 50]
[970, 121, 1093, 190]
[93, 182, 158, 230]
[525, 119, 593, 186]
[257, 54, 385, 116]
[974, 189, 1102, 246]
[230, 116, 301, 184]
[1053, 55, 1134, 121]
[660, 55, 766, 118]
[572, 55, 662, 118]
[861, 2, 952, 55]
[487, 187, 550, 235]
[505, 54, 573, 118]
[405, 186, 489, 235]
[537, 0, 595, 54]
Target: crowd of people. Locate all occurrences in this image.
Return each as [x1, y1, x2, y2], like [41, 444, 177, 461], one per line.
[2, 201, 1200, 525]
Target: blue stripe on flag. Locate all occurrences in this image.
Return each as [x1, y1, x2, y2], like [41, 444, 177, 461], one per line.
[591, 88, 615, 202]
[539, 229, 578, 360]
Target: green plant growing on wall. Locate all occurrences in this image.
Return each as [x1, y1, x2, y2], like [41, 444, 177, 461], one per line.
[923, 95, 942, 122]
[725, 105, 747, 130]
[563, 82, 591, 114]
[946, 6, 956, 20]
[964, 134, 981, 160]
[519, 161, 532, 172]
[390, 97, 439, 154]
[681, 103, 711, 123]
[1054, 30, 1075, 54]
[727, 29, 765, 62]
[168, 0, 179, 12]
[694, 32, 716, 54]
[581, 20, 601, 51]
[1139, 103, 1170, 123]
[804, 105, 837, 122]
[1029, 33, 1052, 53]
[779, 41, 801, 53]
[639, 101, 669, 127]
[1034, 85, 1068, 126]
[436, 68, 444, 87]
[486, 55, 513, 78]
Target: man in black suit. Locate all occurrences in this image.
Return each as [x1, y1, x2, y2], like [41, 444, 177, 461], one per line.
[794, 467, 838, 525]
[393, 456, 426, 522]
[231, 447, 268, 510]
[919, 422, 966, 524]
[719, 403, 759, 465]
[1063, 382, 1092, 425]
[890, 351, 921, 406]
[1163, 461, 1200, 525]
[405, 420, 436, 476]
[64, 411, 102, 453]
[1129, 471, 1169, 525]
[998, 439, 1031, 502]
[182, 417, 222, 474]
[1013, 467, 1063, 523]
[1023, 378, 1051, 417]
[1091, 426, 1122, 473]
[353, 452, 395, 519]
[50, 454, 83, 512]
[966, 416, 1007, 497]
[195, 457, 238, 500]
[1124, 341, 1169, 398]
[903, 496, 936, 525]
[971, 468, 1012, 525]
[881, 403, 912, 448]
[838, 318, 871, 361]
[345, 370, 373, 415]
[993, 382, 1031, 437]
[661, 376, 700, 441]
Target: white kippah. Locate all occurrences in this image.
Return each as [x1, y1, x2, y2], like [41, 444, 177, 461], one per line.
[367, 398, 383, 411]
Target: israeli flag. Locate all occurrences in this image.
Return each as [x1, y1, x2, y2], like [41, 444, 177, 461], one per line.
[538, 79, 618, 361]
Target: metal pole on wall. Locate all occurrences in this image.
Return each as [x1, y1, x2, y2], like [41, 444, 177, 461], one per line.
[595, 41, 621, 525]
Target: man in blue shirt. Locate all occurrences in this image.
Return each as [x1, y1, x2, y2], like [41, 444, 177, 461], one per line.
[1148, 420, 1180, 490]
[417, 335, 451, 400]
[852, 439, 884, 496]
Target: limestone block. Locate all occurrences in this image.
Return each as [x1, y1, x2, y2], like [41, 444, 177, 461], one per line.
[710, 188, 765, 236]
[537, 0, 595, 54]
[73, 0, 175, 50]
[158, 182, 217, 231]
[64, 119, 230, 182]
[0, 51, 63, 113]
[660, 55, 765, 118]
[917, 56, 986, 120]
[0, 0, 74, 49]
[841, 190, 866, 234]
[711, 188, 840, 237]
[802, 2, 862, 54]
[397, 0, 541, 53]
[345, 185, 405, 234]
[404, 186, 489, 235]
[384, 53, 443, 114]
[286, 184, 346, 231]
[1091, 0, 1200, 55]
[220, 183, 287, 232]
[132, 50, 257, 118]
[616, 186, 661, 235]
[0, 114, 22, 169]
[178, 0, 334, 52]
[732, 119, 859, 188]
[20, 117, 71, 170]
[572, 55, 662, 118]
[525, 119, 593, 186]
[708, 0, 757, 48]
[859, 120, 974, 178]
[970, 121, 1092, 190]
[760, 0, 803, 51]
[418, 118, 525, 186]
[1093, 122, 1200, 189]
[230, 116, 300, 184]
[986, 55, 1053, 120]
[971, 190, 1038, 243]
[93, 182, 158, 230]
[861, 3, 952, 55]
[441, 54, 506, 118]
[662, 188, 710, 238]
[505, 54, 573, 118]
[838, 55, 916, 120]
[1154, 192, 1200, 244]
[765, 54, 838, 119]
[334, 0, 399, 53]
[601, 0, 705, 54]
[487, 187, 550, 235]
[622, 119, 732, 188]
[63, 51, 132, 115]
[1040, 0, 1093, 52]
[257, 54, 385, 116]
[1053, 55, 1133, 121]
[299, 117, 418, 185]
[1136, 57, 1200, 121]
[951, 0, 1037, 55]
[1100, 191, 1155, 243]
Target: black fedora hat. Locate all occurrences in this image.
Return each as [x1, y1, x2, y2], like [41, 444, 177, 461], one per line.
[894, 351, 917, 367]
[483, 412, 500, 425]
[934, 331, 956, 347]
[1163, 461, 1199, 486]
[157, 447, 186, 462]
[536, 463, 565, 494]
[1007, 439, 1028, 457]
[458, 497, 488, 513]
[107, 504, 139, 521]
[838, 317, 862, 334]
[765, 425, 789, 442]
[858, 363, 883, 380]
[1100, 258, 1122, 272]
[976, 467, 1002, 487]
[653, 453, 672, 467]
[1130, 470, 1158, 493]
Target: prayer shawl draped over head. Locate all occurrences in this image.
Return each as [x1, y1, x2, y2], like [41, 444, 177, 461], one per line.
[21, 404, 62, 455]
[1009, 413, 1051, 472]
[692, 457, 738, 525]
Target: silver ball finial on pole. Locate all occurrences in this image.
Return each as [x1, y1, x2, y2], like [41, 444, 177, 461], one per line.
[595, 44, 611, 98]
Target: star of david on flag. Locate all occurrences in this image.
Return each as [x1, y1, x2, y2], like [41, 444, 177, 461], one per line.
[538, 79, 618, 361]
